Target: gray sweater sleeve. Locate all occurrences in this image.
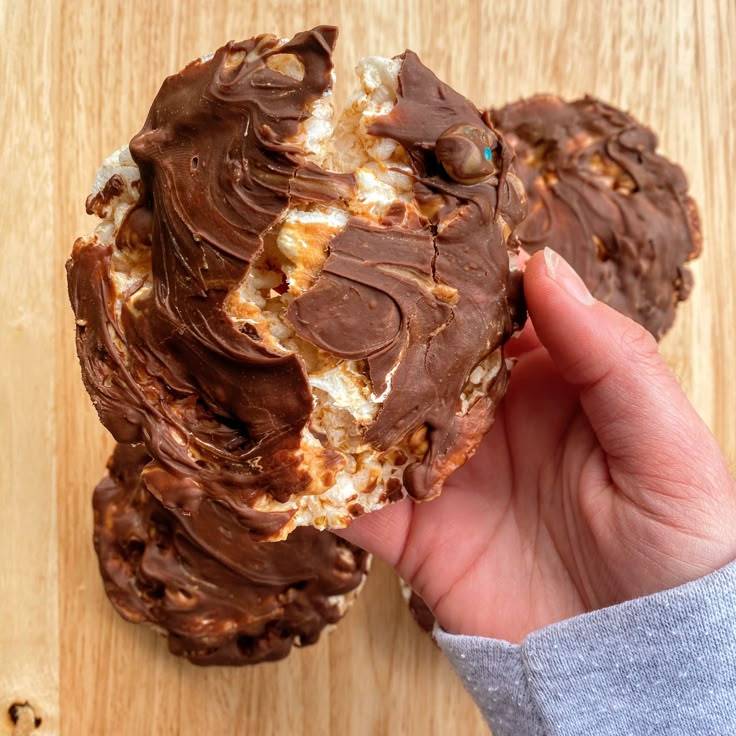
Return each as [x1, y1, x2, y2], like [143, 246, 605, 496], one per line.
[435, 560, 736, 735]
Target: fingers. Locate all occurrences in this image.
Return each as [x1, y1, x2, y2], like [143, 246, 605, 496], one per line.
[523, 248, 726, 494]
[333, 498, 413, 567]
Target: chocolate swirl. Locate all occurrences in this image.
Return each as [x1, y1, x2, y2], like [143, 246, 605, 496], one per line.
[69, 28, 350, 526]
[289, 52, 525, 497]
[491, 95, 701, 338]
[68, 27, 526, 537]
[94, 444, 369, 666]
[436, 123, 499, 184]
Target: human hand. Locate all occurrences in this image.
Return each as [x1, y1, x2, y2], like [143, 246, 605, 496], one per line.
[339, 248, 736, 643]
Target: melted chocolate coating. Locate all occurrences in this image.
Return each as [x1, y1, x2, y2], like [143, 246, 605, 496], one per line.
[68, 27, 526, 537]
[289, 51, 526, 498]
[491, 95, 701, 339]
[94, 444, 369, 666]
[68, 28, 349, 528]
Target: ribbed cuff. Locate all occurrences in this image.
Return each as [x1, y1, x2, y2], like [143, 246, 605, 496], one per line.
[435, 629, 545, 735]
[436, 560, 736, 735]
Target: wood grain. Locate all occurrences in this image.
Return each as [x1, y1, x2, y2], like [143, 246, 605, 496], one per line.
[1, 0, 734, 734]
[1, 1, 59, 734]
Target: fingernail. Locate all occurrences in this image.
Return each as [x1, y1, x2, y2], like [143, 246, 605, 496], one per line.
[543, 247, 595, 305]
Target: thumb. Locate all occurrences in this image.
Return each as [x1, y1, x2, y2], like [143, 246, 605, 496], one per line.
[524, 248, 729, 499]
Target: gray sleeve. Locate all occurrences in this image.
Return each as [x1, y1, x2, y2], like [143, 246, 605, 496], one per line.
[435, 560, 736, 736]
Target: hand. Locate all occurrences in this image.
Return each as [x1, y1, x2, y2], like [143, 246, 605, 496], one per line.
[339, 248, 736, 643]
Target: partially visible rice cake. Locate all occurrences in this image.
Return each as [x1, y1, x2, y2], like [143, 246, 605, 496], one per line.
[491, 94, 701, 339]
[94, 443, 370, 666]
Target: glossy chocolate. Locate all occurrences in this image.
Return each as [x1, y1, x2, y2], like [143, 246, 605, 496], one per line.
[435, 123, 498, 184]
[94, 444, 369, 666]
[68, 27, 526, 539]
[491, 95, 701, 338]
[69, 28, 348, 528]
[290, 51, 526, 498]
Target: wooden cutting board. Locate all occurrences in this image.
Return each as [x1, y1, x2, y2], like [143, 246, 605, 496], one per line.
[2, 1, 734, 733]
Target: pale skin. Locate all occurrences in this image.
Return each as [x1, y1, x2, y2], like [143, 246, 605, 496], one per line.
[339, 248, 736, 643]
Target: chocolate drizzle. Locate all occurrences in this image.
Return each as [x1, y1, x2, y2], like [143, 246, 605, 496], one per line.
[68, 27, 526, 537]
[94, 444, 369, 666]
[491, 95, 701, 338]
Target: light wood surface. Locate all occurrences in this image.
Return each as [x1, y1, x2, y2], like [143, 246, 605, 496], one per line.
[2, 1, 735, 734]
